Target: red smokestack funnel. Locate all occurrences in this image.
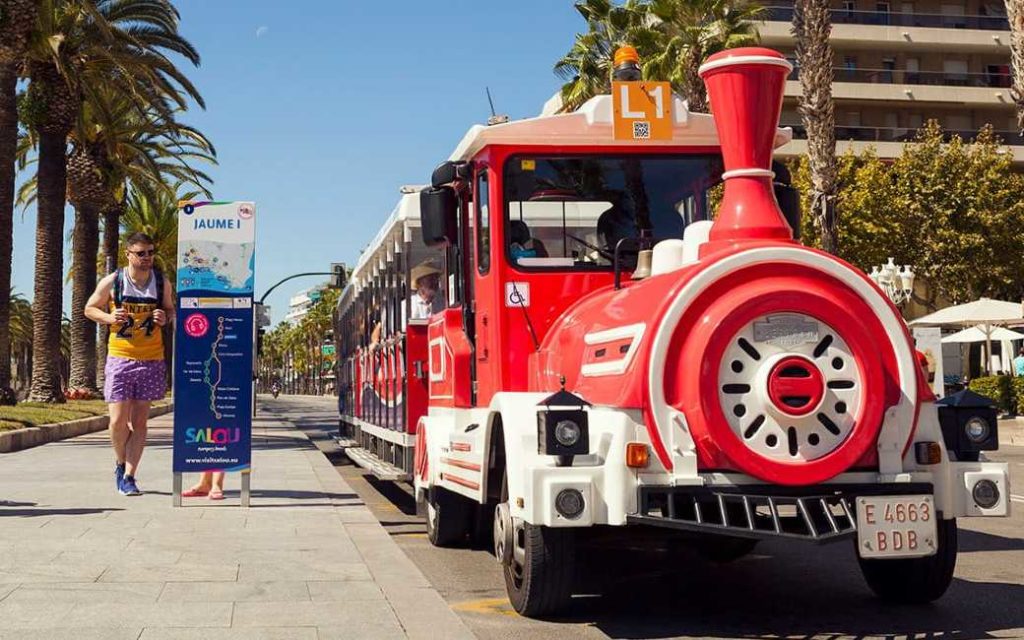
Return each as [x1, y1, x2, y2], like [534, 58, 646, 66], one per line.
[699, 47, 794, 248]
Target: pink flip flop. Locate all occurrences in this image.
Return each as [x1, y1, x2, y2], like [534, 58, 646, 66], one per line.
[209, 489, 225, 501]
[181, 487, 209, 498]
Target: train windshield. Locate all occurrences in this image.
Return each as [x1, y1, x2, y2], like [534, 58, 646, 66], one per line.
[502, 153, 724, 269]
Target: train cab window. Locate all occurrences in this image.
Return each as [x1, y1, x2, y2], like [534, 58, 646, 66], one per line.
[503, 154, 724, 270]
[476, 170, 490, 274]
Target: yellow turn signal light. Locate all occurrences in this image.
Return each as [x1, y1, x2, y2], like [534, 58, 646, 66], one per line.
[626, 442, 649, 468]
[914, 441, 943, 465]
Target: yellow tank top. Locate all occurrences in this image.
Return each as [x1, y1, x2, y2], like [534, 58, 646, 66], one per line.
[108, 269, 164, 361]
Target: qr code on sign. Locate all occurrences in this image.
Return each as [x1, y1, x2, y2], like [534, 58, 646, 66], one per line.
[632, 121, 651, 139]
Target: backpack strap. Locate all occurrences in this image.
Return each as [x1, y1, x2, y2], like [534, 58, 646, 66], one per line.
[154, 269, 165, 306]
[112, 268, 123, 307]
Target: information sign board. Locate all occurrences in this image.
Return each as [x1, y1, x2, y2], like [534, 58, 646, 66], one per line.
[173, 201, 256, 473]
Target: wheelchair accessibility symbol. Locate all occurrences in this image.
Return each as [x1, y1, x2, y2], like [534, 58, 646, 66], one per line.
[505, 282, 530, 308]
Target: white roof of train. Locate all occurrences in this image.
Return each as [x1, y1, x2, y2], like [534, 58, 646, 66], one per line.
[449, 93, 792, 162]
[349, 187, 425, 288]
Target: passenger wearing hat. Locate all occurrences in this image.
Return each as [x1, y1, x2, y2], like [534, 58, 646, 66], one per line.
[371, 260, 445, 345]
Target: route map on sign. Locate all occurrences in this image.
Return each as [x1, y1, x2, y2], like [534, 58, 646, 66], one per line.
[179, 240, 255, 293]
[203, 316, 225, 419]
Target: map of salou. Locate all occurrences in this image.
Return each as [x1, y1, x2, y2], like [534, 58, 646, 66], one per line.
[179, 241, 255, 294]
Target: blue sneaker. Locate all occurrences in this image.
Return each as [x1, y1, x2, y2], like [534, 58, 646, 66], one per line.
[119, 475, 142, 496]
[115, 463, 125, 490]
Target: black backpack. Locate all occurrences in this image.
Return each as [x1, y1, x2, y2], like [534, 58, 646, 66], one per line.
[112, 268, 165, 306]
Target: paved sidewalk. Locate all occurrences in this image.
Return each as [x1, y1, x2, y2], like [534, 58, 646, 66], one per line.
[999, 416, 1024, 446]
[0, 409, 474, 640]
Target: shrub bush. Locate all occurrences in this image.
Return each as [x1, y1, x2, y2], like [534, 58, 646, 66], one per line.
[968, 375, 1014, 414]
[1013, 377, 1024, 415]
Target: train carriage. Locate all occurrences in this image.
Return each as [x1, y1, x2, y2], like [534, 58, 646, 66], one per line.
[336, 47, 1011, 617]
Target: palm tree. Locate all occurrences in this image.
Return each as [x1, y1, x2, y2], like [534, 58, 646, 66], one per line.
[67, 91, 214, 395]
[554, 0, 659, 112]
[21, 0, 204, 402]
[645, 0, 765, 113]
[0, 0, 37, 402]
[9, 289, 32, 398]
[1009, 0, 1024, 132]
[792, 0, 839, 254]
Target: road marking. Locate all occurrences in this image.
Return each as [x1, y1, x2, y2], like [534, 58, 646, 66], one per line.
[452, 598, 517, 617]
[1011, 494, 1024, 504]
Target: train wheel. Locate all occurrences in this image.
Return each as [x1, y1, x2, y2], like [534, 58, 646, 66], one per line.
[857, 518, 958, 603]
[425, 486, 470, 547]
[494, 476, 574, 617]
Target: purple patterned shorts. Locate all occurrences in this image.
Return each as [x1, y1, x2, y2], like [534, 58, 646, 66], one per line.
[104, 357, 167, 403]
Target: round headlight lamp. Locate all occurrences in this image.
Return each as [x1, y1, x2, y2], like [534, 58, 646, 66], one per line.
[554, 420, 582, 447]
[964, 416, 990, 443]
[555, 488, 585, 519]
[972, 479, 1000, 509]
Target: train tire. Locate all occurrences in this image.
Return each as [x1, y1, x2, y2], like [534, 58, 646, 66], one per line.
[495, 476, 574, 617]
[425, 486, 470, 547]
[857, 517, 958, 603]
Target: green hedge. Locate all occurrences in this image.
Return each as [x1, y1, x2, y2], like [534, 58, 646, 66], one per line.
[968, 375, 1015, 414]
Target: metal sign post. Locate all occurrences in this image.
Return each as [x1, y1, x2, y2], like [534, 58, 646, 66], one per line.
[172, 201, 257, 507]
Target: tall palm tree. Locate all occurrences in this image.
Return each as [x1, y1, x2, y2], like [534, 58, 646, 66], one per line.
[792, 0, 839, 254]
[22, 0, 204, 402]
[67, 91, 213, 395]
[1009, 0, 1024, 132]
[554, 0, 659, 112]
[645, 0, 765, 112]
[0, 0, 37, 403]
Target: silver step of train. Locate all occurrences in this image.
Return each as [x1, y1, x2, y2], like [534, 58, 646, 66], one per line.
[343, 446, 411, 482]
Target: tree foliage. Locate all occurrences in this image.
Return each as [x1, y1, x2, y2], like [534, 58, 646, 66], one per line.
[259, 288, 340, 395]
[792, 122, 1024, 307]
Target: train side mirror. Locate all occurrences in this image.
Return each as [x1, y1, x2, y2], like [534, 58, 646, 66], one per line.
[431, 161, 471, 188]
[420, 186, 459, 247]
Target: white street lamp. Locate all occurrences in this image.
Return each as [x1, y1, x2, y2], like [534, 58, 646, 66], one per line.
[870, 257, 915, 306]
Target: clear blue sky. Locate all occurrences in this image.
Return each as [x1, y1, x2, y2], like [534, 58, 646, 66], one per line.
[12, 1, 583, 324]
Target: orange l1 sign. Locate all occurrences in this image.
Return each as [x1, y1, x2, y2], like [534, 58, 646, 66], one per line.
[612, 81, 673, 141]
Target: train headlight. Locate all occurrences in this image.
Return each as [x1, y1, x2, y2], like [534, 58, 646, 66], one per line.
[554, 420, 582, 447]
[537, 408, 590, 463]
[555, 489, 585, 519]
[972, 479, 1000, 509]
[964, 417, 990, 444]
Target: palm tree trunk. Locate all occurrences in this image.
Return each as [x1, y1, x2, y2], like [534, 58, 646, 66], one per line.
[0, 64, 16, 397]
[793, 0, 839, 254]
[683, 47, 708, 113]
[28, 130, 69, 403]
[96, 204, 120, 387]
[69, 205, 100, 394]
[1009, 0, 1024, 133]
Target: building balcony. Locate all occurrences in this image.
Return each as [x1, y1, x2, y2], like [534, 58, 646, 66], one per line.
[764, 5, 1008, 30]
[776, 124, 1024, 162]
[790, 66, 1012, 88]
[760, 7, 1010, 53]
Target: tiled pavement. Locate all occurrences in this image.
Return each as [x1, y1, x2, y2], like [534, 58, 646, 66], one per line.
[0, 409, 474, 639]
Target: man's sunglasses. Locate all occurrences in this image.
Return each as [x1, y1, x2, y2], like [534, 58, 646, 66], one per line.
[128, 249, 156, 258]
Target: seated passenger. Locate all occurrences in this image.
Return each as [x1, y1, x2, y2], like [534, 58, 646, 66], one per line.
[371, 260, 445, 346]
[509, 219, 548, 262]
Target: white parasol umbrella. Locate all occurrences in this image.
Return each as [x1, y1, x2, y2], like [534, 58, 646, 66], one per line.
[941, 325, 1024, 344]
[911, 298, 1024, 374]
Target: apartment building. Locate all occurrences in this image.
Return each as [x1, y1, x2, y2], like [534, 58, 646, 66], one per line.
[759, 0, 1022, 162]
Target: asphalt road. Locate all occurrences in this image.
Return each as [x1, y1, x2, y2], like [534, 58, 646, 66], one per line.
[265, 394, 1024, 640]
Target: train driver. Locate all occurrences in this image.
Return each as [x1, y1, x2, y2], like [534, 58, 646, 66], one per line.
[370, 260, 445, 346]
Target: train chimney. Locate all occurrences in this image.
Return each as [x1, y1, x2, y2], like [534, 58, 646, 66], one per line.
[698, 48, 794, 250]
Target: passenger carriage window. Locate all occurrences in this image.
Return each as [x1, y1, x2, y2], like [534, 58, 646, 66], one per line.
[476, 170, 490, 274]
[503, 154, 723, 270]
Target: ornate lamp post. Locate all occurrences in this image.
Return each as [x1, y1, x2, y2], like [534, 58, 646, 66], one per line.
[869, 257, 915, 306]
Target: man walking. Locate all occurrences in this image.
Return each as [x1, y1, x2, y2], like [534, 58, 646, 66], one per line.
[85, 233, 174, 495]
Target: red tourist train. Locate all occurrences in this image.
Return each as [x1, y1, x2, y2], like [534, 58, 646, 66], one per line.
[334, 47, 1010, 616]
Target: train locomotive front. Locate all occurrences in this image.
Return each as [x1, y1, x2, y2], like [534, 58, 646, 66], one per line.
[338, 46, 1011, 619]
